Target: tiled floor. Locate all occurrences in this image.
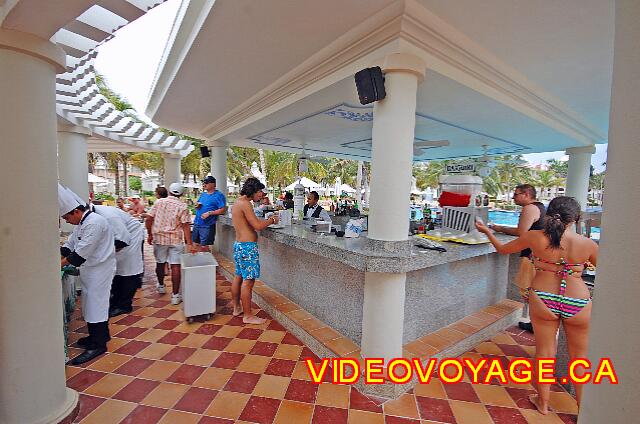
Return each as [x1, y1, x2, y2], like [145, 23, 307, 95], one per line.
[65, 247, 578, 423]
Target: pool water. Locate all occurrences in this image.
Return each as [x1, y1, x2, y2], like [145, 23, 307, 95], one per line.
[488, 210, 601, 236]
[488, 210, 520, 227]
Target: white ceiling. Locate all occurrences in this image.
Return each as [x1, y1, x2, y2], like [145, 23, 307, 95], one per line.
[147, 0, 614, 161]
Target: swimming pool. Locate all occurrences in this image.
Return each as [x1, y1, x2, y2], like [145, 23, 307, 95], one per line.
[488, 210, 601, 236]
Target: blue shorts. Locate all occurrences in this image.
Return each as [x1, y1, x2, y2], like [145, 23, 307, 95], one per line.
[234, 241, 260, 280]
[192, 225, 216, 245]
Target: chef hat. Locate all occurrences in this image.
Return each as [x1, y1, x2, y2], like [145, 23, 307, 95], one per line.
[58, 183, 85, 216]
[67, 186, 88, 207]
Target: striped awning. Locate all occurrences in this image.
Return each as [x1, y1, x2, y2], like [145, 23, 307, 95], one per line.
[51, 0, 194, 157]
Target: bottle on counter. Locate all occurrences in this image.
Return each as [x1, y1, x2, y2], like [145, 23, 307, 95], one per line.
[293, 181, 305, 221]
[423, 206, 431, 223]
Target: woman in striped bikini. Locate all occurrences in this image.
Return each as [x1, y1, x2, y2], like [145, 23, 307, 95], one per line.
[476, 196, 598, 415]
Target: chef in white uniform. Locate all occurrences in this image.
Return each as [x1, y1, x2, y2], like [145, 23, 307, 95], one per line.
[91, 203, 144, 317]
[59, 185, 116, 365]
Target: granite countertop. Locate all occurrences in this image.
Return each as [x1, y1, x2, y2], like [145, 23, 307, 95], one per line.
[218, 216, 516, 273]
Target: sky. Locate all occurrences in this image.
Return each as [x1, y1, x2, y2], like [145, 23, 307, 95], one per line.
[95, 0, 608, 172]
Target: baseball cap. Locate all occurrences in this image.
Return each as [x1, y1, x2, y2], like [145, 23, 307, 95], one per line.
[202, 176, 216, 184]
[261, 188, 269, 194]
[130, 194, 140, 199]
[169, 182, 185, 196]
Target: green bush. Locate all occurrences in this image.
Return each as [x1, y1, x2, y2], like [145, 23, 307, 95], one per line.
[142, 190, 155, 197]
[129, 176, 142, 191]
[94, 193, 115, 201]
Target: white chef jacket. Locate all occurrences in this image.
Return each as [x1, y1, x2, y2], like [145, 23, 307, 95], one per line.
[93, 205, 144, 276]
[63, 211, 116, 323]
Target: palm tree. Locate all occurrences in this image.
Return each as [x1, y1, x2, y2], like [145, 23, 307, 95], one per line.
[326, 158, 357, 186]
[532, 170, 563, 200]
[483, 156, 532, 201]
[422, 160, 449, 188]
[589, 171, 605, 205]
[547, 159, 568, 179]
[227, 146, 260, 184]
[129, 152, 164, 174]
[100, 153, 122, 195]
[264, 150, 297, 190]
[95, 74, 134, 112]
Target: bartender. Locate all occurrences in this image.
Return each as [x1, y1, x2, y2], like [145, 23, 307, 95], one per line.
[304, 191, 331, 222]
[59, 185, 116, 365]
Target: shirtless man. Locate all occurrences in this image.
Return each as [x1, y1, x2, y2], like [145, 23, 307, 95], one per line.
[128, 195, 146, 217]
[232, 177, 279, 324]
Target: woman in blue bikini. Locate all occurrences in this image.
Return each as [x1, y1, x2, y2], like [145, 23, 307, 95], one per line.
[476, 196, 598, 414]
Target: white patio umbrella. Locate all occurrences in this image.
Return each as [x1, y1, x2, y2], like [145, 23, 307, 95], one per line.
[183, 181, 202, 188]
[340, 183, 356, 193]
[284, 177, 320, 191]
[334, 177, 342, 196]
[88, 173, 108, 184]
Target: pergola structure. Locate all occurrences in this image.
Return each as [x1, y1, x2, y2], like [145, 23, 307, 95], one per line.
[56, 52, 193, 200]
[0, 0, 639, 422]
[1, 1, 191, 423]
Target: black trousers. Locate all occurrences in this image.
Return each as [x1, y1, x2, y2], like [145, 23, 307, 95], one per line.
[110, 274, 141, 311]
[87, 321, 110, 349]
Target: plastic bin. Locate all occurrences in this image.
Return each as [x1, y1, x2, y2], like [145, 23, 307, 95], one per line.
[180, 252, 218, 322]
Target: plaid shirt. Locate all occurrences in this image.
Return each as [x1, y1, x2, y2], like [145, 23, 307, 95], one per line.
[148, 196, 192, 246]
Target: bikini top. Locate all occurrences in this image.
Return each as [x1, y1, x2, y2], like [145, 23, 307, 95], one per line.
[531, 256, 588, 295]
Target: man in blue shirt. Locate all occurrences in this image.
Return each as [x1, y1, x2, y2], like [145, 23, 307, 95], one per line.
[193, 176, 227, 252]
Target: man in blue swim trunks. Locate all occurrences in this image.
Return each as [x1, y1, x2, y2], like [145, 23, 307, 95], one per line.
[193, 176, 227, 253]
[232, 177, 279, 324]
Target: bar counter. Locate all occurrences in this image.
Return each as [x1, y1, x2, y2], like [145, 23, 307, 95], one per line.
[215, 216, 517, 344]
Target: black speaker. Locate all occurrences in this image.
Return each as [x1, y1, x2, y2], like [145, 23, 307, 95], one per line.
[200, 146, 210, 157]
[354, 66, 386, 105]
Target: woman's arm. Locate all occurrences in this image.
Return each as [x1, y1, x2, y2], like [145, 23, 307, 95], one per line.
[475, 221, 531, 254]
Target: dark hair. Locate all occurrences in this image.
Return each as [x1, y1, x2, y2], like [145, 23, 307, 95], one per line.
[155, 186, 168, 198]
[240, 177, 265, 197]
[284, 192, 293, 200]
[309, 191, 319, 201]
[543, 196, 581, 249]
[515, 184, 537, 199]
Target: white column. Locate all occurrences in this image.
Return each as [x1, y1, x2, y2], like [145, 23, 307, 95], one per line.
[163, 153, 181, 186]
[368, 53, 425, 241]
[565, 145, 595, 211]
[361, 272, 406, 361]
[0, 29, 78, 424]
[209, 140, 228, 196]
[58, 124, 91, 202]
[356, 161, 363, 211]
[580, 1, 640, 422]
[361, 53, 425, 362]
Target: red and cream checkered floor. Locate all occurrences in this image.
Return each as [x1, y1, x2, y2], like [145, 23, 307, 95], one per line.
[65, 249, 579, 423]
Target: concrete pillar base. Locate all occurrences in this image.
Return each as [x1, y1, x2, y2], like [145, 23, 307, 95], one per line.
[47, 389, 79, 424]
[361, 272, 406, 361]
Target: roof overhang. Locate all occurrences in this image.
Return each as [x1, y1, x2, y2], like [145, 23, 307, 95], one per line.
[147, 0, 613, 161]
